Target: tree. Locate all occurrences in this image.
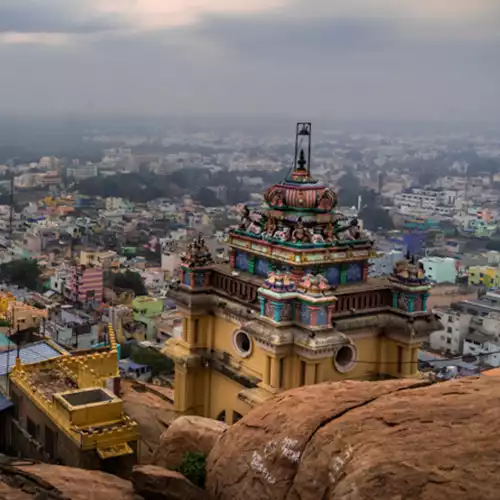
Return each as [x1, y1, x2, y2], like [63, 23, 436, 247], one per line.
[337, 172, 362, 207]
[112, 270, 147, 296]
[359, 206, 394, 231]
[175, 452, 206, 488]
[0, 259, 41, 290]
[195, 187, 224, 207]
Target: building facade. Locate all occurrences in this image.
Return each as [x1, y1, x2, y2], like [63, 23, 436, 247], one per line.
[419, 257, 458, 284]
[7, 326, 139, 476]
[468, 266, 500, 289]
[69, 265, 104, 305]
[164, 123, 441, 424]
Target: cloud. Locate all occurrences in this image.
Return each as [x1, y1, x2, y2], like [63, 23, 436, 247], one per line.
[0, 32, 71, 46]
[0, 0, 498, 121]
[92, 0, 285, 30]
[0, 1, 119, 35]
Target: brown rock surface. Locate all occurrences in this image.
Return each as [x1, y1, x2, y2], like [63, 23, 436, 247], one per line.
[132, 465, 210, 500]
[0, 461, 139, 499]
[206, 377, 500, 500]
[121, 380, 178, 463]
[152, 415, 227, 470]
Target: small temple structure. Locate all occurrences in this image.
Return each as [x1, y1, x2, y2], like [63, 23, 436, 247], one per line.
[164, 122, 442, 424]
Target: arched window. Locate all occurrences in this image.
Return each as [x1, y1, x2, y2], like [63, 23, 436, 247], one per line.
[232, 411, 243, 424]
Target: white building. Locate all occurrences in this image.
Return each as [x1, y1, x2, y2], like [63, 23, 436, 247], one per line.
[68, 163, 98, 182]
[463, 332, 500, 368]
[431, 308, 472, 355]
[161, 252, 181, 276]
[394, 188, 464, 216]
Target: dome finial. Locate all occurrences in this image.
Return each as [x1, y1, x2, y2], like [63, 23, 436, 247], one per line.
[297, 149, 307, 171]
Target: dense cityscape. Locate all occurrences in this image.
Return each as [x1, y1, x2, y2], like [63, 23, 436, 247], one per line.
[0, 116, 498, 497]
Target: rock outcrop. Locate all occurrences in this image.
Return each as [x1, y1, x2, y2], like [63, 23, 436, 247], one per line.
[0, 460, 139, 499]
[132, 465, 210, 500]
[120, 380, 178, 464]
[206, 377, 500, 500]
[152, 415, 227, 470]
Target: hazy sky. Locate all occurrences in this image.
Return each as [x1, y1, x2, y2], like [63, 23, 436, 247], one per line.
[1, 0, 499, 121]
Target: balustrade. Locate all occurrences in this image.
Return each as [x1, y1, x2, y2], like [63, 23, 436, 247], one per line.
[211, 270, 258, 304]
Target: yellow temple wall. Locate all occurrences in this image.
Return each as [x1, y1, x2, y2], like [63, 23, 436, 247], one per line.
[207, 370, 252, 424]
[210, 315, 267, 380]
[316, 335, 381, 383]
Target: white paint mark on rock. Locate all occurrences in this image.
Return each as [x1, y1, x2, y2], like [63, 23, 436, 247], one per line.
[281, 437, 301, 463]
[251, 451, 277, 485]
[250, 437, 302, 485]
[328, 444, 354, 485]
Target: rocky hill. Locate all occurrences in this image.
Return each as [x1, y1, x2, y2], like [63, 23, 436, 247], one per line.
[206, 377, 499, 500]
[2, 376, 499, 499]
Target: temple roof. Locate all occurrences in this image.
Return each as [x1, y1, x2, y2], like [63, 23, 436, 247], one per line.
[263, 148, 337, 213]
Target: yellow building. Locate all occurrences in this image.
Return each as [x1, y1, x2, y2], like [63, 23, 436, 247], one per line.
[0, 293, 48, 332]
[468, 266, 500, 289]
[164, 123, 441, 424]
[8, 326, 139, 475]
[80, 249, 120, 270]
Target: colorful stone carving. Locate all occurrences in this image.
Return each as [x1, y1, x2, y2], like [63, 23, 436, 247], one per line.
[297, 273, 331, 295]
[317, 189, 337, 211]
[292, 218, 312, 244]
[263, 271, 296, 293]
[390, 260, 428, 285]
[181, 233, 213, 268]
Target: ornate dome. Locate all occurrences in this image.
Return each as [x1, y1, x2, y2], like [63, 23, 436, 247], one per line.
[263, 271, 296, 293]
[264, 149, 337, 213]
[389, 259, 428, 286]
[297, 273, 332, 295]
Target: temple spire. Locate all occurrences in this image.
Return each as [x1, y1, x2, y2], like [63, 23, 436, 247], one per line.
[297, 149, 307, 171]
[293, 122, 312, 175]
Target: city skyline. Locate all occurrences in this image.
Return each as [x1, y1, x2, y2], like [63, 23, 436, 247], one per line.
[1, 0, 499, 121]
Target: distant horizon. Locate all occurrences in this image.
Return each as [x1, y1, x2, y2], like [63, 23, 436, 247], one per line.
[2, 113, 500, 130]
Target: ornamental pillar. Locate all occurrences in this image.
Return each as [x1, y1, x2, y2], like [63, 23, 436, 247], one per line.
[270, 356, 280, 388]
[248, 255, 256, 274]
[362, 261, 369, 281]
[263, 355, 271, 385]
[273, 302, 283, 322]
[422, 292, 429, 312]
[187, 318, 195, 345]
[392, 291, 398, 309]
[309, 306, 319, 327]
[259, 296, 266, 317]
[340, 264, 348, 285]
[407, 295, 415, 313]
[305, 362, 316, 385]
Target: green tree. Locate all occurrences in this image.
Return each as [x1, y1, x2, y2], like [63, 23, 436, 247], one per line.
[194, 187, 224, 207]
[0, 259, 41, 290]
[130, 344, 173, 376]
[175, 452, 206, 488]
[359, 206, 394, 231]
[112, 270, 147, 296]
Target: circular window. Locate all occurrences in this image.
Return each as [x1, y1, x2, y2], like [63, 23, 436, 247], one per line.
[334, 345, 357, 373]
[233, 330, 252, 358]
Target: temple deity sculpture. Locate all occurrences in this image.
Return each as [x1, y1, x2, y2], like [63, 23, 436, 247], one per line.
[292, 218, 312, 243]
[263, 216, 277, 239]
[323, 222, 335, 243]
[317, 189, 337, 211]
[239, 205, 252, 230]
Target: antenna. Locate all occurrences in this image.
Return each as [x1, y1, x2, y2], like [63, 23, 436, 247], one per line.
[294, 122, 312, 175]
[9, 176, 14, 248]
